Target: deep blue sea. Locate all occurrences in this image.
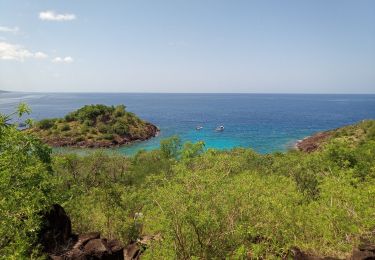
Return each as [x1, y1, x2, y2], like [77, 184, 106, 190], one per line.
[1, 92, 375, 154]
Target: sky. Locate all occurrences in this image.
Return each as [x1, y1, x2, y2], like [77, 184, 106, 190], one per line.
[0, 0, 374, 93]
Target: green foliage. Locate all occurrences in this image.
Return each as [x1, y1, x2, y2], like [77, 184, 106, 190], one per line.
[180, 141, 205, 161]
[114, 105, 127, 117]
[103, 133, 114, 140]
[112, 121, 129, 135]
[160, 135, 182, 159]
[67, 104, 115, 123]
[49, 120, 375, 258]
[60, 123, 71, 131]
[37, 118, 56, 130]
[0, 104, 57, 258]
[2, 107, 375, 259]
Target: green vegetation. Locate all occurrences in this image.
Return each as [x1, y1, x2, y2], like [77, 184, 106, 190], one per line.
[1, 105, 375, 258]
[28, 104, 157, 147]
[0, 104, 57, 258]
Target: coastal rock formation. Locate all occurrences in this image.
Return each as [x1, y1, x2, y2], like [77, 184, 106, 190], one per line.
[296, 120, 374, 153]
[296, 131, 332, 152]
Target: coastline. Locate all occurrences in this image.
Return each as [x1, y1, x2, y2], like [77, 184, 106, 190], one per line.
[294, 131, 333, 152]
[42, 124, 160, 149]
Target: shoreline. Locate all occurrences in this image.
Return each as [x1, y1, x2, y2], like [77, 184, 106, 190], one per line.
[44, 126, 160, 149]
[294, 131, 332, 152]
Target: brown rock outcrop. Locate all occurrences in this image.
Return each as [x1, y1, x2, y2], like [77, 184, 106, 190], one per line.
[350, 241, 375, 260]
[296, 131, 332, 153]
[289, 242, 375, 260]
[39, 205, 125, 260]
[39, 204, 75, 254]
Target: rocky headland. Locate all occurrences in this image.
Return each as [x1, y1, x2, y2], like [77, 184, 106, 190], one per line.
[296, 120, 374, 153]
[296, 131, 333, 152]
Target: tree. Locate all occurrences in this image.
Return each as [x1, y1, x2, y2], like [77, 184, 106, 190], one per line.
[0, 104, 56, 258]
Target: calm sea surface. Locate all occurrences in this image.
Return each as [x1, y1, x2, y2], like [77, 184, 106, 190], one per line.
[1, 92, 375, 154]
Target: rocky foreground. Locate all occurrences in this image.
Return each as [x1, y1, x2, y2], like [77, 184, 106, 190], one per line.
[39, 204, 160, 260]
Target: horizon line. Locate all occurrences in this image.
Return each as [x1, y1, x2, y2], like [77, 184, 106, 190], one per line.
[2, 90, 375, 95]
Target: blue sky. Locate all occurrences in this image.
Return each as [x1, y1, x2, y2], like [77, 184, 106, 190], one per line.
[0, 0, 374, 93]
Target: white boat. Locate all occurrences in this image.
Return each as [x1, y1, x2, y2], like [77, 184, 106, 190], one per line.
[215, 125, 224, 132]
[196, 126, 203, 130]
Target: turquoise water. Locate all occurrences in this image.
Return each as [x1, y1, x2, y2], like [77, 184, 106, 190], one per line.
[1, 92, 375, 154]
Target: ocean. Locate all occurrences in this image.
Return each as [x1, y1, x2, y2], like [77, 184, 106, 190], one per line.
[1, 92, 375, 154]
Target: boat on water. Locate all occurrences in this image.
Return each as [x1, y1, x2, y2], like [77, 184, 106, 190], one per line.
[196, 126, 203, 130]
[215, 125, 224, 132]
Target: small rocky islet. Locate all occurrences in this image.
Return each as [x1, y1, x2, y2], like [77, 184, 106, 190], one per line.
[27, 104, 159, 148]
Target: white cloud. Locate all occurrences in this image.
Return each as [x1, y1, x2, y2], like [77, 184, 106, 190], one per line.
[52, 56, 74, 63]
[0, 26, 19, 34]
[0, 41, 48, 61]
[34, 52, 48, 59]
[39, 11, 76, 21]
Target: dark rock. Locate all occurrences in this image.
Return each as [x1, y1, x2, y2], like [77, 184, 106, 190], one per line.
[39, 204, 74, 254]
[57, 234, 125, 260]
[124, 243, 141, 260]
[290, 247, 341, 260]
[290, 243, 375, 260]
[83, 239, 111, 257]
[358, 243, 375, 252]
[38, 204, 125, 259]
[107, 239, 125, 255]
[73, 232, 101, 250]
[350, 242, 375, 260]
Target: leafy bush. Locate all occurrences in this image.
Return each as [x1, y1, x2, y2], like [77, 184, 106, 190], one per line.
[112, 121, 128, 135]
[60, 124, 70, 131]
[75, 136, 85, 142]
[67, 104, 114, 123]
[114, 105, 126, 117]
[97, 122, 110, 133]
[103, 133, 114, 140]
[37, 119, 55, 129]
[0, 105, 57, 258]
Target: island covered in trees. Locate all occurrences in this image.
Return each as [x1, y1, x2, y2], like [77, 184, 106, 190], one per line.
[27, 104, 159, 148]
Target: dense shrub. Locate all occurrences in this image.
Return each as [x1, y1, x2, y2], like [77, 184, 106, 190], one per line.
[47, 127, 375, 259]
[0, 105, 57, 258]
[3, 105, 375, 259]
[60, 124, 71, 131]
[103, 133, 114, 140]
[112, 122, 128, 135]
[37, 118, 55, 129]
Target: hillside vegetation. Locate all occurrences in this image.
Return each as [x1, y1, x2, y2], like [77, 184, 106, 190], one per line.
[1, 105, 375, 259]
[297, 119, 375, 152]
[27, 104, 158, 147]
